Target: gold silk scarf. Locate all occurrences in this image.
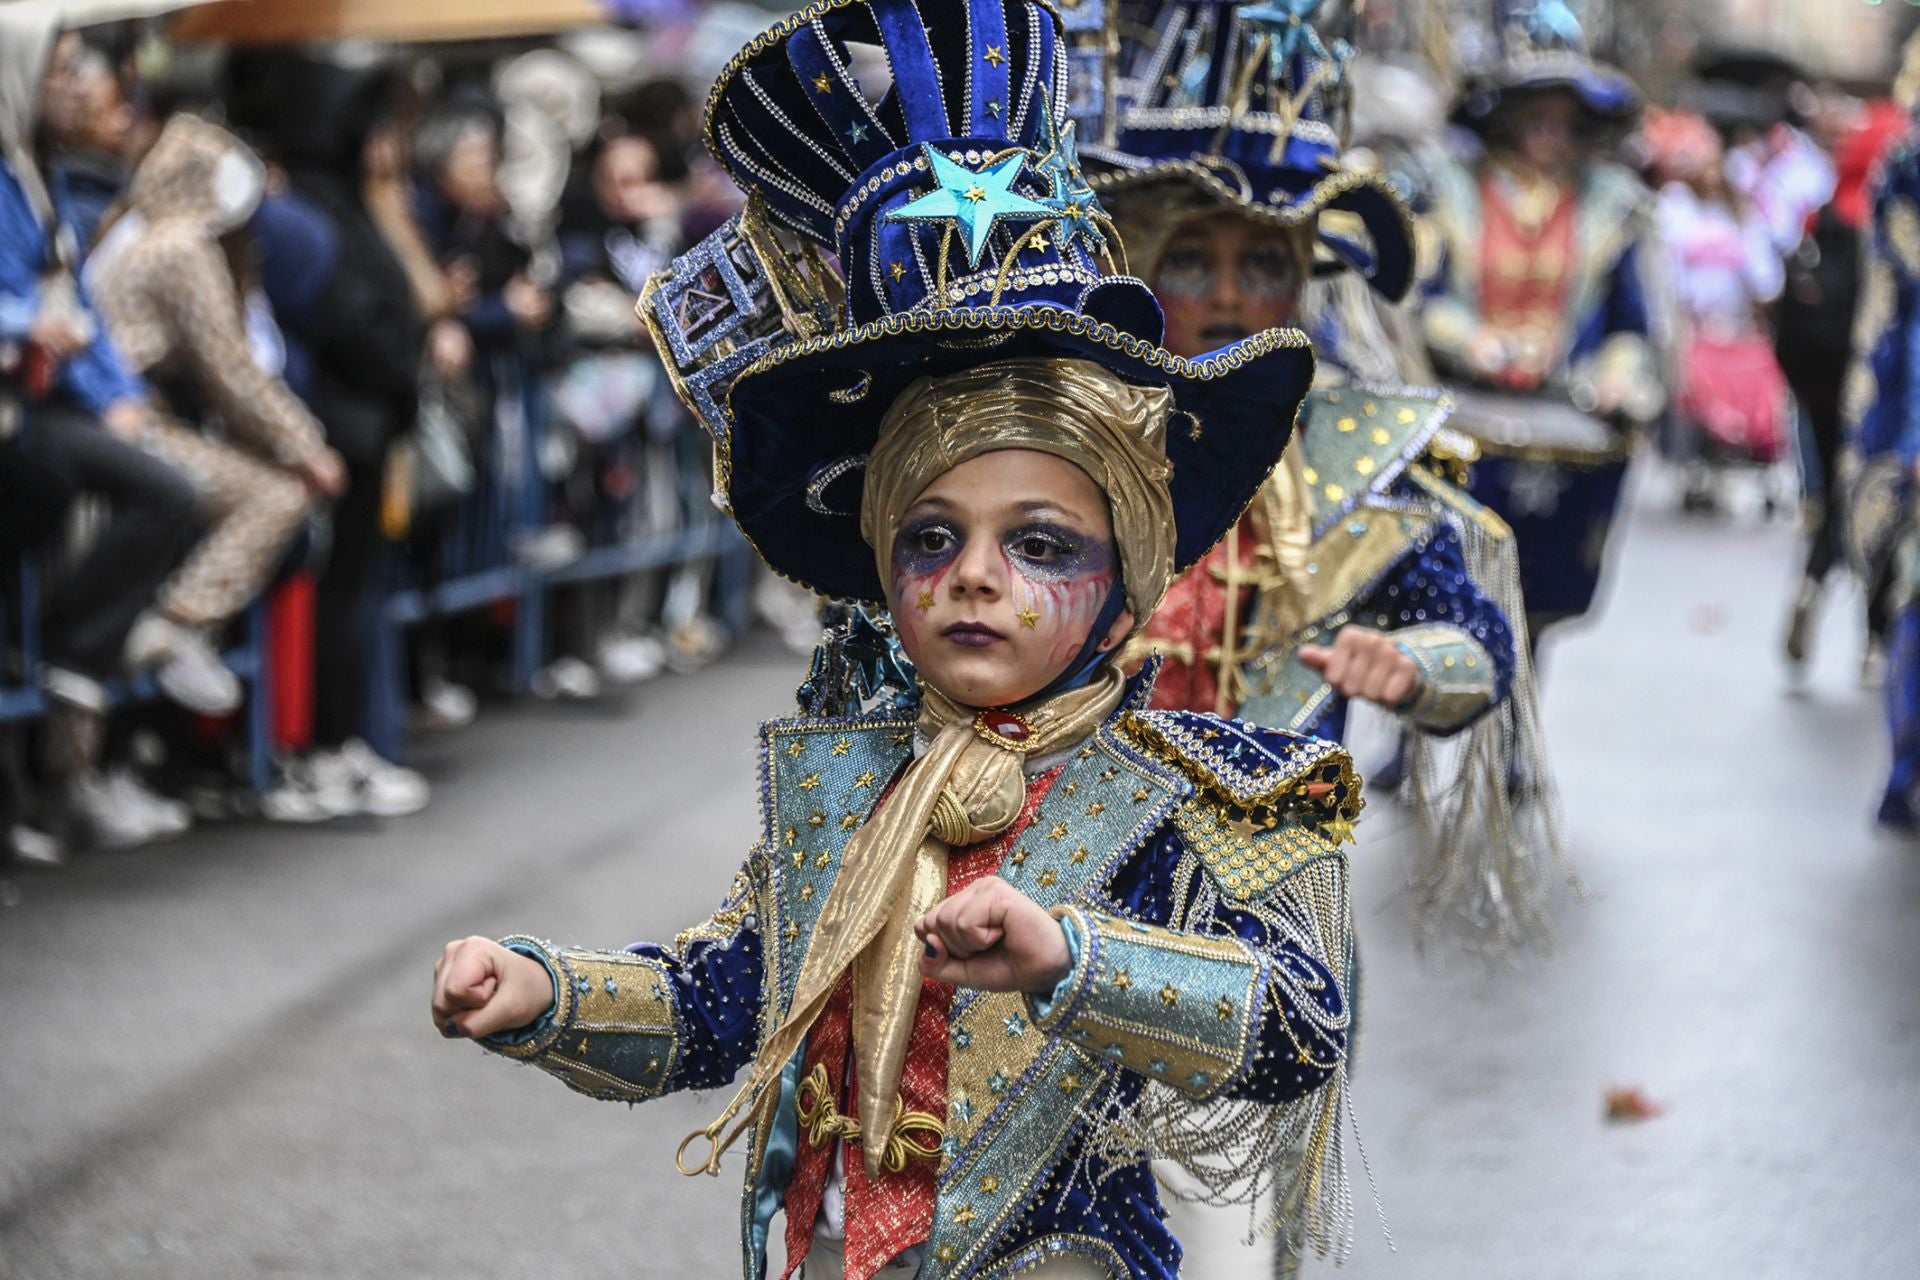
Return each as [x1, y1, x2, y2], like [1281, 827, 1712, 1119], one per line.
[683, 358, 1169, 1181]
[862, 357, 1178, 634]
[684, 664, 1128, 1179]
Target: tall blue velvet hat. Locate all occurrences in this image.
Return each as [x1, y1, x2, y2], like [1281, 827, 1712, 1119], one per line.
[652, 0, 1317, 605]
[1071, 0, 1416, 301]
[1452, 0, 1640, 129]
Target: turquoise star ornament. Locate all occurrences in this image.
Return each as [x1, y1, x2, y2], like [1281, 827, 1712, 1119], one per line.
[1034, 99, 1105, 251]
[886, 144, 1056, 268]
[1238, 0, 1332, 79]
[1520, 0, 1585, 47]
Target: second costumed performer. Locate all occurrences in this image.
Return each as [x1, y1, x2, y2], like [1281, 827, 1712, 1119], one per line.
[432, 1, 1367, 1277]
[1077, 0, 1569, 955]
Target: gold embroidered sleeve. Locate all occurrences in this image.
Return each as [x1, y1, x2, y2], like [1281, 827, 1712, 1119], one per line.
[1393, 623, 1499, 733]
[1029, 904, 1265, 1100]
[484, 937, 682, 1103]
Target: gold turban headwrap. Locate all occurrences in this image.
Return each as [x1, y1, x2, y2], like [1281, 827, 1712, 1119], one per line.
[681, 356, 1180, 1184]
[861, 356, 1177, 632]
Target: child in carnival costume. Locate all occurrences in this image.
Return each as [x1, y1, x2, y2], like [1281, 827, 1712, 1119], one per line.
[1843, 53, 1920, 832]
[1421, 0, 1663, 644]
[1072, 0, 1570, 955]
[431, 2, 1367, 1276]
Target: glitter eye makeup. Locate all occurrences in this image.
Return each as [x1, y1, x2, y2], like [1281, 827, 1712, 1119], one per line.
[1238, 245, 1301, 300]
[1154, 243, 1214, 300]
[893, 516, 962, 580]
[1003, 522, 1116, 584]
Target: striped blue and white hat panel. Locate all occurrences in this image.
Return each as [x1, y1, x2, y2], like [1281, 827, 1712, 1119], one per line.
[708, 0, 1066, 250]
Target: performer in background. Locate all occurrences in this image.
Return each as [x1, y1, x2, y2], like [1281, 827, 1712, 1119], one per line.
[433, 2, 1364, 1277]
[1844, 68, 1920, 833]
[1077, 0, 1569, 960]
[1422, 0, 1663, 645]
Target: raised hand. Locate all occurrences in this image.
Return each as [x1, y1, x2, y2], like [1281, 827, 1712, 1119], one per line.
[915, 875, 1073, 996]
[431, 936, 554, 1040]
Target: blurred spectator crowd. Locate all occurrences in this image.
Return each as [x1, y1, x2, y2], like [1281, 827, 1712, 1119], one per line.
[0, 12, 768, 862]
[2, 9, 1915, 866]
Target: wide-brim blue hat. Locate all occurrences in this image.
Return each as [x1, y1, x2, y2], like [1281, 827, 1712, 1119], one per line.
[1453, 1, 1642, 128]
[658, 0, 1315, 604]
[1067, 0, 1416, 302]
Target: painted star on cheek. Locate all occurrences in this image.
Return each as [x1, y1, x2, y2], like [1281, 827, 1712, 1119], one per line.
[917, 590, 936, 612]
[1015, 606, 1041, 629]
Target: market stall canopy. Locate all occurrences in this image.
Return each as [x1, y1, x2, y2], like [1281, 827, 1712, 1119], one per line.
[0, 0, 223, 26]
[171, 0, 615, 44]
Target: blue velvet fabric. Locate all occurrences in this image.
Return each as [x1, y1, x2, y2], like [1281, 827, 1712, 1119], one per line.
[1857, 145, 1920, 828]
[1466, 451, 1630, 623]
[1301, 518, 1516, 743]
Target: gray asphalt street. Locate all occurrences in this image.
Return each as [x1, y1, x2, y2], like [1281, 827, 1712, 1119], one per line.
[3, 470, 1917, 1280]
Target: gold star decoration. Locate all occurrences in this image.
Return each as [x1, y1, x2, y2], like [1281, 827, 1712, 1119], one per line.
[1113, 969, 1132, 990]
[577, 1035, 591, 1054]
[812, 72, 833, 94]
[983, 44, 1005, 66]
[1160, 984, 1180, 1007]
[840, 812, 860, 830]
[963, 184, 986, 203]
[1217, 997, 1236, 1021]
[937, 1245, 957, 1263]
[1086, 801, 1105, 817]
[1071, 845, 1089, 864]
[1325, 815, 1356, 845]
[853, 770, 877, 788]
[916, 590, 935, 612]
[815, 850, 832, 868]
[1295, 1045, 1314, 1065]
[1037, 868, 1058, 888]
[785, 923, 800, 941]
[832, 737, 852, 756]
[800, 772, 822, 791]
[1062, 782, 1080, 796]
[954, 1205, 976, 1225]
[980, 1174, 1001, 1194]
[786, 740, 807, 758]
[791, 850, 805, 868]
[1015, 606, 1041, 628]
[1061, 1072, 1082, 1092]
[1131, 788, 1150, 802]
[799, 884, 815, 901]
[783, 826, 799, 847]
[808, 810, 826, 829]
[890, 260, 907, 283]
[1009, 848, 1030, 867]
[1047, 822, 1069, 840]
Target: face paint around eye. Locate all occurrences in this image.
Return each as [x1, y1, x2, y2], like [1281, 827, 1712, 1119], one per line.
[1154, 246, 1217, 301]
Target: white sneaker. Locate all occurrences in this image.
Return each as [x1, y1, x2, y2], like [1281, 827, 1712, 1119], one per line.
[155, 628, 243, 717]
[40, 664, 108, 713]
[122, 610, 180, 671]
[533, 656, 601, 701]
[595, 634, 665, 687]
[303, 751, 369, 818]
[339, 739, 430, 817]
[259, 763, 334, 824]
[105, 768, 191, 840]
[417, 677, 478, 731]
[9, 824, 65, 867]
[68, 771, 164, 850]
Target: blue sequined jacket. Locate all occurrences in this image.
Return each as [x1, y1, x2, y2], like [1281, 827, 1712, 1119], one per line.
[1238, 386, 1517, 743]
[483, 676, 1361, 1279]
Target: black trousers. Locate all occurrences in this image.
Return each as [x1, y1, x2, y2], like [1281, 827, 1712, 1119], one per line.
[27, 404, 202, 677]
[313, 463, 384, 749]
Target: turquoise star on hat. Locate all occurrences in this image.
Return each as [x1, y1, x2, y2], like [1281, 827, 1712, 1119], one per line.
[885, 145, 1056, 268]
